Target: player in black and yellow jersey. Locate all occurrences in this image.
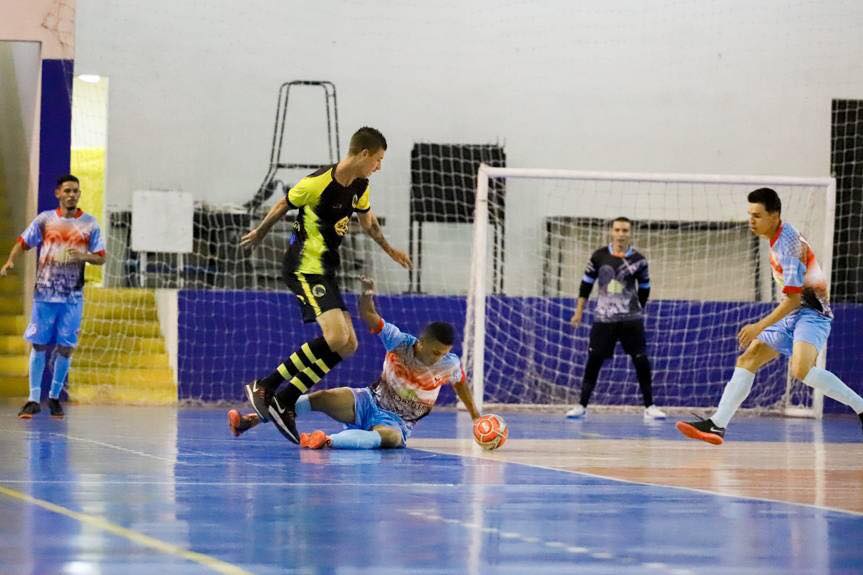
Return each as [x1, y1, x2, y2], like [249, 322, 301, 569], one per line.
[239, 127, 412, 443]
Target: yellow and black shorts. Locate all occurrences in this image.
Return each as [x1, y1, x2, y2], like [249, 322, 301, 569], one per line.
[283, 272, 347, 323]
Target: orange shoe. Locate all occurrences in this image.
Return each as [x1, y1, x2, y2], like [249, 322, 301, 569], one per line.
[227, 409, 257, 437]
[676, 417, 725, 446]
[299, 430, 331, 449]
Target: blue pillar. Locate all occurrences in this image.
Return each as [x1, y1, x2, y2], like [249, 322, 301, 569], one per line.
[38, 59, 74, 212]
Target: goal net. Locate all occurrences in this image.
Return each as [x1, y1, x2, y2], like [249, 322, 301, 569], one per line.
[465, 166, 835, 417]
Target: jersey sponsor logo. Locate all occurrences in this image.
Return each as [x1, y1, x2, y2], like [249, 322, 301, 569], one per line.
[334, 216, 350, 237]
[607, 279, 624, 295]
[312, 284, 327, 298]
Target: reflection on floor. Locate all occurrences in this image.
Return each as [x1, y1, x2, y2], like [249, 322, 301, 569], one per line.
[1, 405, 861, 574]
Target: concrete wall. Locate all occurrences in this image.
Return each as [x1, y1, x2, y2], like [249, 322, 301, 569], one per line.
[0, 41, 41, 234]
[72, 1, 863, 293]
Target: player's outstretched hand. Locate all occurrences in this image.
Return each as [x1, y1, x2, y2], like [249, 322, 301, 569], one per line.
[360, 275, 375, 294]
[0, 260, 13, 277]
[240, 228, 262, 250]
[387, 247, 413, 269]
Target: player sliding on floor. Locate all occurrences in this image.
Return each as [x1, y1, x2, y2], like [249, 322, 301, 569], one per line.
[676, 187, 863, 445]
[228, 276, 482, 449]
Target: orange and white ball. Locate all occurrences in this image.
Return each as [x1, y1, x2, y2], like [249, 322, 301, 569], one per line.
[473, 414, 508, 450]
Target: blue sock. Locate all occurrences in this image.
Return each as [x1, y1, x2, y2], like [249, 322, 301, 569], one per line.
[49, 355, 71, 399]
[28, 349, 47, 402]
[329, 429, 382, 450]
[295, 395, 311, 416]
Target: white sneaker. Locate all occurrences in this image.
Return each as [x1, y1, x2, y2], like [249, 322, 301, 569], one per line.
[565, 404, 586, 419]
[644, 405, 667, 420]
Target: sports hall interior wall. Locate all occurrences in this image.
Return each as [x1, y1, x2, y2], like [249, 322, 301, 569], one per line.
[178, 291, 863, 413]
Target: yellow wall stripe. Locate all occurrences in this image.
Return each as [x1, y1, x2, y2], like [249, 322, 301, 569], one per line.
[296, 275, 322, 316]
[0, 484, 252, 575]
[289, 376, 308, 394]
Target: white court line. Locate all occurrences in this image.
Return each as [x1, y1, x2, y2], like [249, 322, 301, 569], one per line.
[0, 479, 464, 488]
[9, 423, 860, 517]
[410, 444, 863, 518]
[0, 426, 288, 470]
[402, 509, 685, 573]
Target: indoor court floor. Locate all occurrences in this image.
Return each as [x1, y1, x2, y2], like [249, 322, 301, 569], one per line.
[1, 403, 862, 574]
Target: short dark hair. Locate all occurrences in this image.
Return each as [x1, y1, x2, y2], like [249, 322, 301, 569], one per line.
[422, 321, 455, 346]
[56, 174, 79, 188]
[748, 187, 781, 214]
[348, 127, 387, 155]
[611, 216, 632, 227]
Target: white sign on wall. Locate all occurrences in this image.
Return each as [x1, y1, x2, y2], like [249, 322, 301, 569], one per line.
[131, 190, 194, 254]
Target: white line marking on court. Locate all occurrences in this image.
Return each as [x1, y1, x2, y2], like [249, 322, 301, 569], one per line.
[0, 479, 467, 488]
[0, 426, 288, 470]
[0, 484, 251, 575]
[402, 508, 681, 573]
[411, 444, 863, 518]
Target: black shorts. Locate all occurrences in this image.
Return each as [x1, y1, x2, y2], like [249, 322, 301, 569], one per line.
[588, 319, 647, 359]
[283, 272, 347, 324]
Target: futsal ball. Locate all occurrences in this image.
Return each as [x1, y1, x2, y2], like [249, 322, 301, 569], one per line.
[473, 414, 508, 450]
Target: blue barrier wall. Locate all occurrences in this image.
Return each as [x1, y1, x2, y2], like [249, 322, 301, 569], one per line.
[178, 292, 862, 413]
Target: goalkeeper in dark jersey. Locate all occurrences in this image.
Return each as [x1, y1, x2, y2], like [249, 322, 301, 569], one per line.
[238, 127, 412, 444]
[565, 217, 666, 420]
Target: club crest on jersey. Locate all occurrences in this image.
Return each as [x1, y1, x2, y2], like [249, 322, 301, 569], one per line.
[608, 279, 624, 295]
[312, 284, 327, 298]
[351, 194, 359, 208]
[334, 216, 350, 237]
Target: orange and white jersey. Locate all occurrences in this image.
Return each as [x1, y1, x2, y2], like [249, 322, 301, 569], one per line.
[18, 209, 105, 303]
[369, 320, 464, 424]
[768, 221, 831, 318]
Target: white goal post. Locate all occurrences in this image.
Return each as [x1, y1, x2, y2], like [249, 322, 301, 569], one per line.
[466, 165, 836, 418]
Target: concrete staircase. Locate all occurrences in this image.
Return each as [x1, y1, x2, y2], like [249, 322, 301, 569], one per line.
[69, 287, 176, 404]
[0, 190, 27, 397]
[0, 277, 27, 398]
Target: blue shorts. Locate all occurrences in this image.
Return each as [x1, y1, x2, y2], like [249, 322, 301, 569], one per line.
[24, 300, 83, 347]
[757, 308, 831, 357]
[347, 388, 411, 447]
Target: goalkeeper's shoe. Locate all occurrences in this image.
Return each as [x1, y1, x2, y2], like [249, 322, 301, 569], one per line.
[268, 396, 300, 444]
[300, 430, 332, 449]
[565, 404, 586, 419]
[643, 405, 667, 420]
[244, 380, 271, 422]
[227, 409, 257, 437]
[676, 415, 725, 445]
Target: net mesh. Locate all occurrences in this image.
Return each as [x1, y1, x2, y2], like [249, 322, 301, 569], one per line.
[464, 170, 833, 414]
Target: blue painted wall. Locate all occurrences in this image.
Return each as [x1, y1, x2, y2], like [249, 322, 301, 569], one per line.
[178, 291, 862, 413]
[38, 59, 73, 212]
